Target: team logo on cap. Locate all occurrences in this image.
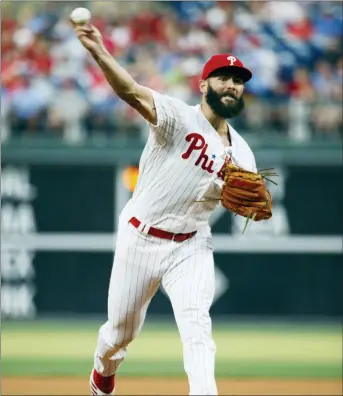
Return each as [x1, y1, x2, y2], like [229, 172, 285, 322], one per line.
[227, 56, 236, 66]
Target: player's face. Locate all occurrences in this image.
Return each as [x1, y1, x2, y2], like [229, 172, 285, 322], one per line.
[205, 72, 245, 119]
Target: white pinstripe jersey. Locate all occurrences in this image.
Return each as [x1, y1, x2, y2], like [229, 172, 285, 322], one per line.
[121, 89, 257, 234]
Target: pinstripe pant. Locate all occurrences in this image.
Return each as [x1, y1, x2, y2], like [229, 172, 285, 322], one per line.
[94, 218, 217, 395]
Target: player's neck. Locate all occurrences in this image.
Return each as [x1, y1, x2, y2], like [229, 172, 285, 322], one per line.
[200, 102, 228, 136]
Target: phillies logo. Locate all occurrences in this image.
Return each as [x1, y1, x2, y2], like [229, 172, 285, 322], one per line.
[182, 133, 215, 174]
[227, 56, 236, 66]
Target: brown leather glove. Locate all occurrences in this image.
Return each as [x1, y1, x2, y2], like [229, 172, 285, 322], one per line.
[221, 163, 273, 221]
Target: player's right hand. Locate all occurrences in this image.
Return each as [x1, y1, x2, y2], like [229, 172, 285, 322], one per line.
[71, 23, 105, 54]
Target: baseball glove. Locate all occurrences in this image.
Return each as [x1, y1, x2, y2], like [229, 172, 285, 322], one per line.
[221, 163, 276, 231]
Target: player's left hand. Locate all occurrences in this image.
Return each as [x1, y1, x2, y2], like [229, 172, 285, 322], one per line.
[221, 163, 277, 228]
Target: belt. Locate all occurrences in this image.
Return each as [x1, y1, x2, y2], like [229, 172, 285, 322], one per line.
[129, 217, 197, 243]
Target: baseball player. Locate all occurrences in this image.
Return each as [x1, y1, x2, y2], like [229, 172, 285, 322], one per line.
[73, 23, 272, 396]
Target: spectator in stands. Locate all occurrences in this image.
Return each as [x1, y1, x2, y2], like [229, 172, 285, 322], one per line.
[1, 1, 342, 141]
[310, 58, 343, 138]
[47, 77, 89, 141]
[8, 73, 52, 136]
[311, 60, 339, 100]
[289, 68, 316, 102]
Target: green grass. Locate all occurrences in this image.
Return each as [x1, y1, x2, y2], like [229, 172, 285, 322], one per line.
[2, 319, 341, 334]
[2, 320, 342, 379]
[2, 358, 341, 378]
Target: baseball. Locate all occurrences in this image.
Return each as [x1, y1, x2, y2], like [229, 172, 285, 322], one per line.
[69, 7, 91, 25]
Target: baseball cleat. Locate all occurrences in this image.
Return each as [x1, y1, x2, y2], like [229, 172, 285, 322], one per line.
[90, 369, 115, 395]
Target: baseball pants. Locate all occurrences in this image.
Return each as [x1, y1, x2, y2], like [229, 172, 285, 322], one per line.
[93, 217, 218, 395]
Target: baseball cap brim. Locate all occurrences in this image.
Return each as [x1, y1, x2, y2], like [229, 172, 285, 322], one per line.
[206, 65, 252, 83]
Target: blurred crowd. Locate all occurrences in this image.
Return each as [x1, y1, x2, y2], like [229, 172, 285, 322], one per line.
[1, 1, 342, 143]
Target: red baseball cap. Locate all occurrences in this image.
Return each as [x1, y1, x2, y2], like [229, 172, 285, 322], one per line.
[201, 54, 252, 82]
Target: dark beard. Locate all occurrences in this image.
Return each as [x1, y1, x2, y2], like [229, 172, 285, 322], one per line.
[205, 84, 245, 119]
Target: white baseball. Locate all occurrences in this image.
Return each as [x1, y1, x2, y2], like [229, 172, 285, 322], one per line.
[70, 7, 91, 25]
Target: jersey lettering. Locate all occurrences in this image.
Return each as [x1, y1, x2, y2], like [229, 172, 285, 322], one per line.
[182, 133, 215, 174]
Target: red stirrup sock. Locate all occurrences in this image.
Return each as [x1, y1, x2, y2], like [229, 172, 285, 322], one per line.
[93, 369, 115, 394]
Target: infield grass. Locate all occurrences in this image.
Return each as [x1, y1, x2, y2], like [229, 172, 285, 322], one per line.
[2, 320, 342, 378]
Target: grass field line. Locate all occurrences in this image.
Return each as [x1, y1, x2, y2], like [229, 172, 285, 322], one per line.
[2, 358, 342, 379]
[2, 330, 341, 363]
[3, 320, 342, 334]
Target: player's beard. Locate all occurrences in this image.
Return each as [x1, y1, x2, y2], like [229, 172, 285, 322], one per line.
[205, 84, 245, 119]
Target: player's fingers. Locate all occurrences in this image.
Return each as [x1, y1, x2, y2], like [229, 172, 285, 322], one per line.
[69, 18, 90, 31]
[71, 23, 92, 34]
[74, 24, 101, 37]
[75, 26, 93, 34]
[76, 33, 87, 41]
[75, 28, 94, 41]
[90, 25, 101, 35]
[75, 31, 94, 44]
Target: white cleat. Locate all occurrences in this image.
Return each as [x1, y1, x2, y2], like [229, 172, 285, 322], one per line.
[90, 369, 115, 395]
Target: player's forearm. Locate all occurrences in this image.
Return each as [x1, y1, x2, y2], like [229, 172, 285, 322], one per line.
[91, 46, 137, 100]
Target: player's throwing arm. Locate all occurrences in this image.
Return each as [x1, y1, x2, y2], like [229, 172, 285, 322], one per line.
[70, 9, 157, 125]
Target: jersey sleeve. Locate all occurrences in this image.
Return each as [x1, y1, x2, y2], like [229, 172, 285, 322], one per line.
[251, 153, 258, 173]
[147, 89, 187, 141]
[236, 138, 258, 173]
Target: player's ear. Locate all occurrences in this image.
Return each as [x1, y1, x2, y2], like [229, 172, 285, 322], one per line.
[199, 79, 207, 95]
